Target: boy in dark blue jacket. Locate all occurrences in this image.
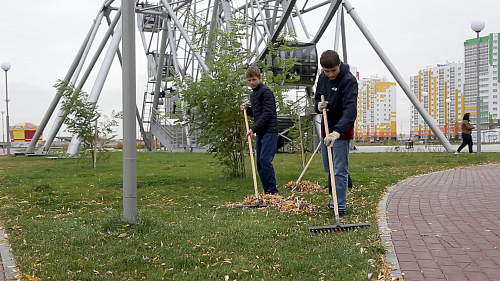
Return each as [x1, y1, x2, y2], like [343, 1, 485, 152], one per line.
[314, 50, 358, 215]
[240, 67, 279, 194]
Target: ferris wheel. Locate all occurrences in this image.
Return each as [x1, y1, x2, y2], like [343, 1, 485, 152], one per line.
[134, 0, 339, 152]
[26, 0, 454, 154]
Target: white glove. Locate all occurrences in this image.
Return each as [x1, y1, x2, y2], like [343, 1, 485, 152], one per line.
[318, 101, 328, 111]
[324, 131, 340, 147]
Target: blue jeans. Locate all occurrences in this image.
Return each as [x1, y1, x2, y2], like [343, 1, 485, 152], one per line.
[255, 132, 279, 194]
[321, 138, 349, 212]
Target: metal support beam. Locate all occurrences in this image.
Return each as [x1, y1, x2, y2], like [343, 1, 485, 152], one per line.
[161, 0, 209, 71]
[343, 0, 453, 152]
[42, 9, 121, 153]
[122, 0, 138, 224]
[67, 18, 124, 155]
[312, 0, 342, 44]
[149, 21, 169, 150]
[25, 16, 100, 153]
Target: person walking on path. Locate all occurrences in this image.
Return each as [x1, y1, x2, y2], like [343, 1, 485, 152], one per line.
[455, 112, 475, 154]
[240, 66, 279, 195]
[314, 50, 358, 215]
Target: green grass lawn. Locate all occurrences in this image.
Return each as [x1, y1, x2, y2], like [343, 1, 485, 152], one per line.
[1, 151, 499, 280]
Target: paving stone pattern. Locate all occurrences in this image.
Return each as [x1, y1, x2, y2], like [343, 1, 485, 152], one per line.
[386, 164, 500, 280]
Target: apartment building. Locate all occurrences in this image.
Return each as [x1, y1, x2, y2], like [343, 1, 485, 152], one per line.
[410, 63, 464, 140]
[464, 33, 500, 129]
[355, 76, 397, 142]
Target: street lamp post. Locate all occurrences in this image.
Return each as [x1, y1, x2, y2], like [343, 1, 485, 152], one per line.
[1, 62, 11, 159]
[472, 19, 485, 157]
[422, 91, 428, 149]
[1, 109, 4, 154]
[446, 98, 451, 140]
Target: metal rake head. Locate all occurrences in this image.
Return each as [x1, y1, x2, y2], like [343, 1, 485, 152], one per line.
[308, 223, 371, 233]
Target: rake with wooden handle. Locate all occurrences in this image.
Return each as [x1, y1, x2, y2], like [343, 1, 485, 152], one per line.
[308, 95, 370, 232]
[292, 142, 321, 192]
[234, 108, 268, 208]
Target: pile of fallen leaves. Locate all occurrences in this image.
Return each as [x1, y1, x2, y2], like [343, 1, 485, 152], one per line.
[282, 180, 325, 193]
[229, 193, 316, 214]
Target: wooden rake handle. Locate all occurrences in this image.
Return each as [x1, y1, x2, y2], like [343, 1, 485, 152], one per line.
[321, 95, 340, 223]
[292, 142, 321, 191]
[243, 108, 260, 203]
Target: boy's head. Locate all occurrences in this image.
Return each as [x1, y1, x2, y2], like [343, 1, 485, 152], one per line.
[246, 66, 261, 78]
[246, 66, 262, 89]
[320, 50, 341, 80]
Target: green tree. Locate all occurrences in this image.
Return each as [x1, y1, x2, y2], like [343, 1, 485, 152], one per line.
[173, 19, 298, 178]
[55, 80, 118, 167]
[172, 21, 251, 178]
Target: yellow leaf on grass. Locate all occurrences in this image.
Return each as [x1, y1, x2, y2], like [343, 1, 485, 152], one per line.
[24, 275, 41, 281]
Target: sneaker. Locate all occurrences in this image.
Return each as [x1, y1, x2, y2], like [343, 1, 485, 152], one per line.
[332, 209, 346, 216]
[454, 151, 459, 155]
[320, 205, 346, 216]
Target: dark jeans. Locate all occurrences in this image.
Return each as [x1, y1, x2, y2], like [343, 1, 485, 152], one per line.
[255, 132, 279, 194]
[457, 133, 473, 153]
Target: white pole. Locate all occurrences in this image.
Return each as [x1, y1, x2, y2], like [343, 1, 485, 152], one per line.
[1, 62, 11, 159]
[422, 92, 428, 149]
[1, 110, 4, 154]
[122, 0, 138, 223]
[471, 19, 485, 157]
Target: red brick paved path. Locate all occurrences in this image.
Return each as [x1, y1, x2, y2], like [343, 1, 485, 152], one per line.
[384, 164, 500, 280]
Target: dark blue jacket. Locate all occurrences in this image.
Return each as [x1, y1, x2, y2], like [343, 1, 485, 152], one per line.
[247, 83, 279, 135]
[314, 62, 358, 139]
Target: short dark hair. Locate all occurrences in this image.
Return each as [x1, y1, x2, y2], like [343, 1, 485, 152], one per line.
[320, 50, 341, 68]
[246, 66, 261, 78]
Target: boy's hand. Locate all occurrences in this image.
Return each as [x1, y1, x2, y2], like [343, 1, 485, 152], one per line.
[324, 131, 340, 147]
[240, 103, 248, 111]
[318, 101, 328, 111]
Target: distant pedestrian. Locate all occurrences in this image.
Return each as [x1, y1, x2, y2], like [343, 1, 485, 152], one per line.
[455, 113, 475, 154]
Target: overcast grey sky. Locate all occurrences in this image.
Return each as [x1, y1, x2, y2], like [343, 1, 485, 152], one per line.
[1, 0, 500, 139]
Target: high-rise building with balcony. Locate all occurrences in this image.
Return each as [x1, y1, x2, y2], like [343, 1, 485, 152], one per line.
[355, 76, 397, 142]
[410, 63, 464, 141]
[464, 33, 500, 130]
